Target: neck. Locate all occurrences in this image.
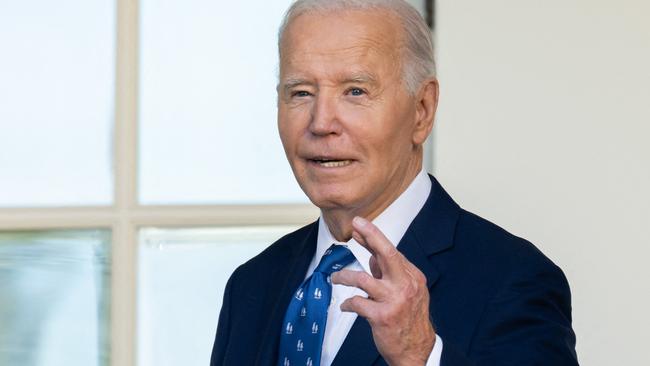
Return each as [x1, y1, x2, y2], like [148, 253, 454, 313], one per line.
[321, 156, 423, 242]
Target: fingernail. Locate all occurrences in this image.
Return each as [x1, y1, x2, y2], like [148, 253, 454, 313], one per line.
[353, 216, 368, 227]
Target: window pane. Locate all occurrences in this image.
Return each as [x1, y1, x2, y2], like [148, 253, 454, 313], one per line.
[0, 1, 115, 207]
[139, 0, 306, 204]
[0, 229, 111, 366]
[137, 225, 298, 366]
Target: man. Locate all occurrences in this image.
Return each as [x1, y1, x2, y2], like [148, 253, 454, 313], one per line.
[211, 1, 578, 365]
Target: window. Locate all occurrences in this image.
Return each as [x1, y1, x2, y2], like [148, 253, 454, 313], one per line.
[0, 1, 430, 366]
[0, 0, 114, 207]
[0, 230, 111, 366]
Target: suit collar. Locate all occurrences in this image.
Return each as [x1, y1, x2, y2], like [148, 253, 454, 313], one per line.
[254, 220, 319, 366]
[332, 174, 461, 366]
[410, 174, 461, 257]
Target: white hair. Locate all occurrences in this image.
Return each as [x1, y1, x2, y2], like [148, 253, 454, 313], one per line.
[278, 0, 436, 94]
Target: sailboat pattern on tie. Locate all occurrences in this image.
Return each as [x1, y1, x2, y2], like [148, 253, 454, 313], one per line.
[277, 244, 356, 366]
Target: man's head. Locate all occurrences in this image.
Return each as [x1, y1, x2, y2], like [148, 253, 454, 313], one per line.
[277, 0, 439, 227]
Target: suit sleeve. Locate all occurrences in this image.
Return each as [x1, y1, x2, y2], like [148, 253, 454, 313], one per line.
[461, 257, 577, 365]
[440, 339, 475, 366]
[210, 271, 236, 366]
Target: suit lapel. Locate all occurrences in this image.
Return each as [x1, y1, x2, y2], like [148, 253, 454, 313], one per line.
[332, 175, 461, 366]
[254, 221, 319, 366]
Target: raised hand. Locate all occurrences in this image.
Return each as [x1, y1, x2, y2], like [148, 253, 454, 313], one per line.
[331, 216, 436, 366]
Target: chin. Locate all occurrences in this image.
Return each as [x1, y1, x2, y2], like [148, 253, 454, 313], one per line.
[304, 185, 360, 211]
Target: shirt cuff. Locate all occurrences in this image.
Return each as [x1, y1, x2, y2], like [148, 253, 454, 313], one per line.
[425, 335, 443, 366]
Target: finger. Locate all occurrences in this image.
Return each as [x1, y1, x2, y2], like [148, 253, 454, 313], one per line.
[339, 295, 380, 320]
[369, 255, 383, 279]
[352, 217, 398, 259]
[352, 229, 382, 279]
[352, 216, 402, 277]
[351, 230, 367, 249]
[331, 269, 388, 300]
[402, 259, 428, 289]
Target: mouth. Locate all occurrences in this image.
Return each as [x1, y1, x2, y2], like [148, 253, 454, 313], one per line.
[307, 157, 354, 168]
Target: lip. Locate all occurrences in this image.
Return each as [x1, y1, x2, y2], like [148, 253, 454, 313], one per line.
[308, 154, 354, 161]
[305, 157, 357, 169]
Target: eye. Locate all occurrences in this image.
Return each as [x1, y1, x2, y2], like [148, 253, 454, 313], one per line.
[348, 88, 366, 96]
[292, 90, 312, 98]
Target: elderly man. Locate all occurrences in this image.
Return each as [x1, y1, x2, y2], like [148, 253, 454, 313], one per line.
[211, 1, 578, 365]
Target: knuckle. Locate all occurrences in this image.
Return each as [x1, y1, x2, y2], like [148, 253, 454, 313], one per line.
[358, 272, 371, 286]
[385, 246, 399, 258]
[375, 308, 392, 327]
[349, 296, 362, 308]
[415, 270, 427, 286]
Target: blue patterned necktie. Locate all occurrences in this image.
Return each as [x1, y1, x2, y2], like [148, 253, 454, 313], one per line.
[278, 244, 356, 366]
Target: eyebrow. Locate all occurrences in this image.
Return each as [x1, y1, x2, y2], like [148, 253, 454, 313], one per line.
[341, 73, 378, 86]
[279, 73, 378, 94]
[280, 78, 313, 94]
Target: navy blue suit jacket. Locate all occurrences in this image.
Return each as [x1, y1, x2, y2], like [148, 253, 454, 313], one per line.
[210, 175, 578, 365]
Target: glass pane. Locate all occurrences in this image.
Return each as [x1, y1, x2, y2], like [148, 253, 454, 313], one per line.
[0, 229, 111, 366]
[0, 1, 115, 207]
[139, 0, 307, 204]
[137, 225, 298, 366]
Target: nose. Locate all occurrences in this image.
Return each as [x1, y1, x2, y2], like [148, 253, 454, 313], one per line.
[309, 92, 342, 136]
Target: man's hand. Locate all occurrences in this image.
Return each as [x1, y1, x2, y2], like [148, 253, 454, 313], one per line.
[331, 216, 436, 366]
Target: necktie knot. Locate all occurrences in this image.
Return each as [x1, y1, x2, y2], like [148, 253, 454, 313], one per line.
[314, 244, 356, 275]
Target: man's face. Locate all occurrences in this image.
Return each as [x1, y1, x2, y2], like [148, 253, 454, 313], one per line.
[278, 10, 428, 214]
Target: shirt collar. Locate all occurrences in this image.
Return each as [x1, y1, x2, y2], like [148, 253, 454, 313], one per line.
[311, 170, 432, 275]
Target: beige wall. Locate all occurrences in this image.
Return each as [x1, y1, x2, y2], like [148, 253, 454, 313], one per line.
[434, 0, 650, 364]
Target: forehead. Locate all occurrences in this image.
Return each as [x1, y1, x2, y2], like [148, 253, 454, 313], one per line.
[279, 9, 403, 79]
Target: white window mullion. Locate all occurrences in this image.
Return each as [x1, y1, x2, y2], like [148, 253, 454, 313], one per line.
[110, 220, 138, 366]
[114, 0, 139, 364]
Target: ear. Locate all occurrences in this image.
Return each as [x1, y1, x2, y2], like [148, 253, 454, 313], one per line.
[412, 78, 439, 146]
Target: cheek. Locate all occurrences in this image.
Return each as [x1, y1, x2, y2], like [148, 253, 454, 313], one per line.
[365, 120, 414, 166]
[278, 109, 296, 142]
[278, 123, 307, 172]
[279, 105, 309, 137]
[277, 125, 296, 163]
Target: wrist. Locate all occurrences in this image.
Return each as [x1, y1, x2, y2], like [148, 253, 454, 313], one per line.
[388, 334, 436, 366]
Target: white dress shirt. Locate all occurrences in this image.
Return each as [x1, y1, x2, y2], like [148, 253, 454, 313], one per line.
[304, 169, 443, 366]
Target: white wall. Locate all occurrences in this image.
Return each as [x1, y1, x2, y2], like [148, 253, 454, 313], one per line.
[434, 1, 650, 365]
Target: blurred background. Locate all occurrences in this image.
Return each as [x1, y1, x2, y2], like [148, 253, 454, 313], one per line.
[0, 0, 648, 365]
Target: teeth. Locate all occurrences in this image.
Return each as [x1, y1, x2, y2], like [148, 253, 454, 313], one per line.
[318, 160, 351, 167]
